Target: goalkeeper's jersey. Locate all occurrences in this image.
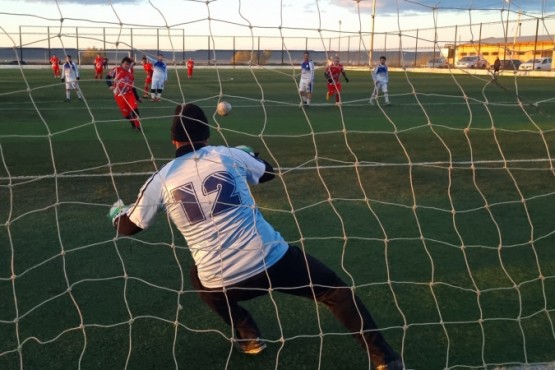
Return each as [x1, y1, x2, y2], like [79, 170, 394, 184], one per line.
[127, 145, 288, 288]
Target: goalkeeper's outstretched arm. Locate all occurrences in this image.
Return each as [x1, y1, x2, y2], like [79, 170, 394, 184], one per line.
[234, 145, 275, 183]
[114, 214, 142, 235]
[108, 200, 142, 236]
[258, 158, 275, 183]
[110, 145, 275, 236]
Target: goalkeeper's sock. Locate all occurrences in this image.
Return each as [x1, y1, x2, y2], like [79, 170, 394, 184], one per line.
[66, 91, 71, 100]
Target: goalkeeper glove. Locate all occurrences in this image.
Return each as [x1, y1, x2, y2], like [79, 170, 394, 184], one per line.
[108, 199, 130, 226]
[61, 78, 65, 83]
[77, 77, 80, 80]
[235, 145, 259, 157]
[344, 77, 349, 83]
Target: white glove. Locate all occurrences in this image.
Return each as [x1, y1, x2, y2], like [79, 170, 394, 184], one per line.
[108, 199, 130, 225]
[235, 145, 255, 156]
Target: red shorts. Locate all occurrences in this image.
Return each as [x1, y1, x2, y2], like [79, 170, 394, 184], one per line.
[95, 67, 103, 74]
[115, 93, 138, 118]
[327, 82, 342, 96]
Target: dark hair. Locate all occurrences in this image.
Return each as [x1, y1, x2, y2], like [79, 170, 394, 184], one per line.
[171, 104, 210, 142]
[380, 56, 386, 60]
[121, 56, 133, 64]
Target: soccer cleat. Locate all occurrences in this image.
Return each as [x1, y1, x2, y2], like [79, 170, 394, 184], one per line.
[142, 93, 149, 98]
[376, 359, 404, 370]
[384, 102, 391, 106]
[64, 99, 70, 102]
[234, 338, 266, 355]
[369, 98, 375, 105]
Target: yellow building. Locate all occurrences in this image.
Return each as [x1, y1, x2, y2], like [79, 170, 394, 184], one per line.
[454, 35, 554, 67]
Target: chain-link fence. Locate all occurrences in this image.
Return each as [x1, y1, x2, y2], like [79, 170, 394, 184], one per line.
[1, 15, 553, 68]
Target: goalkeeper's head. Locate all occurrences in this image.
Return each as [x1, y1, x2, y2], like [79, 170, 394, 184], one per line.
[171, 103, 210, 144]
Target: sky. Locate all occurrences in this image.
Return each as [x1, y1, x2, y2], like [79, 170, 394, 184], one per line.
[1, 0, 554, 51]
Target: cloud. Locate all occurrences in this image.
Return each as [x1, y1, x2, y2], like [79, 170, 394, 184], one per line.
[20, 0, 141, 3]
[340, 0, 555, 15]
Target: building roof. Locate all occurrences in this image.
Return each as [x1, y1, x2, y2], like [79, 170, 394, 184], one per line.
[460, 35, 553, 45]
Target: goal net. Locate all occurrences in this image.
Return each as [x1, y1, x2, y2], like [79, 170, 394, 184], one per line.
[1, 1, 554, 369]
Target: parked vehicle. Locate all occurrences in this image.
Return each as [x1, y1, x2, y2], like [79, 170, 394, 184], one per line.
[519, 58, 552, 71]
[426, 57, 449, 68]
[455, 56, 488, 69]
[499, 59, 521, 70]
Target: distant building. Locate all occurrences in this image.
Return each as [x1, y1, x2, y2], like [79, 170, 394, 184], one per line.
[454, 35, 554, 68]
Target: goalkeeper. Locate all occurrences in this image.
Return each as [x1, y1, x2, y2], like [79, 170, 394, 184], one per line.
[108, 103, 403, 369]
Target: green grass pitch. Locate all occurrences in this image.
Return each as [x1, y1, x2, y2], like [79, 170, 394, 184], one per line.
[0, 66, 554, 369]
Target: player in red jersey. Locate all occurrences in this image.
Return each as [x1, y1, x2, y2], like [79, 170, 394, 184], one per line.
[49, 54, 60, 78]
[186, 58, 195, 79]
[141, 56, 154, 98]
[94, 53, 104, 80]
[106, 56, 142, 131]
[324, 55, 349, 105]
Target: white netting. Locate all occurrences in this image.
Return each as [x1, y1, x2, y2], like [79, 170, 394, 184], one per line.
[1, 1, 555, 369]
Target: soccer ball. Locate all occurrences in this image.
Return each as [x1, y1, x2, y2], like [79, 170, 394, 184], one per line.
[217, 101, 232, 116]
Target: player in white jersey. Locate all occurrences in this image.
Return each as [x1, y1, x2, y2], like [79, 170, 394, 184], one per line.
[299, 51, 315, 106]
[370, 56, 390, 106]
[61, 54, 82, 102]
[108, 103, 403, 369]
[146, 53, 168, 102]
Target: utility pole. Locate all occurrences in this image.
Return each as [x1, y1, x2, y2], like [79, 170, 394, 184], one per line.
[503, 0, 511, 62]
[369, 0, 377, 66]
